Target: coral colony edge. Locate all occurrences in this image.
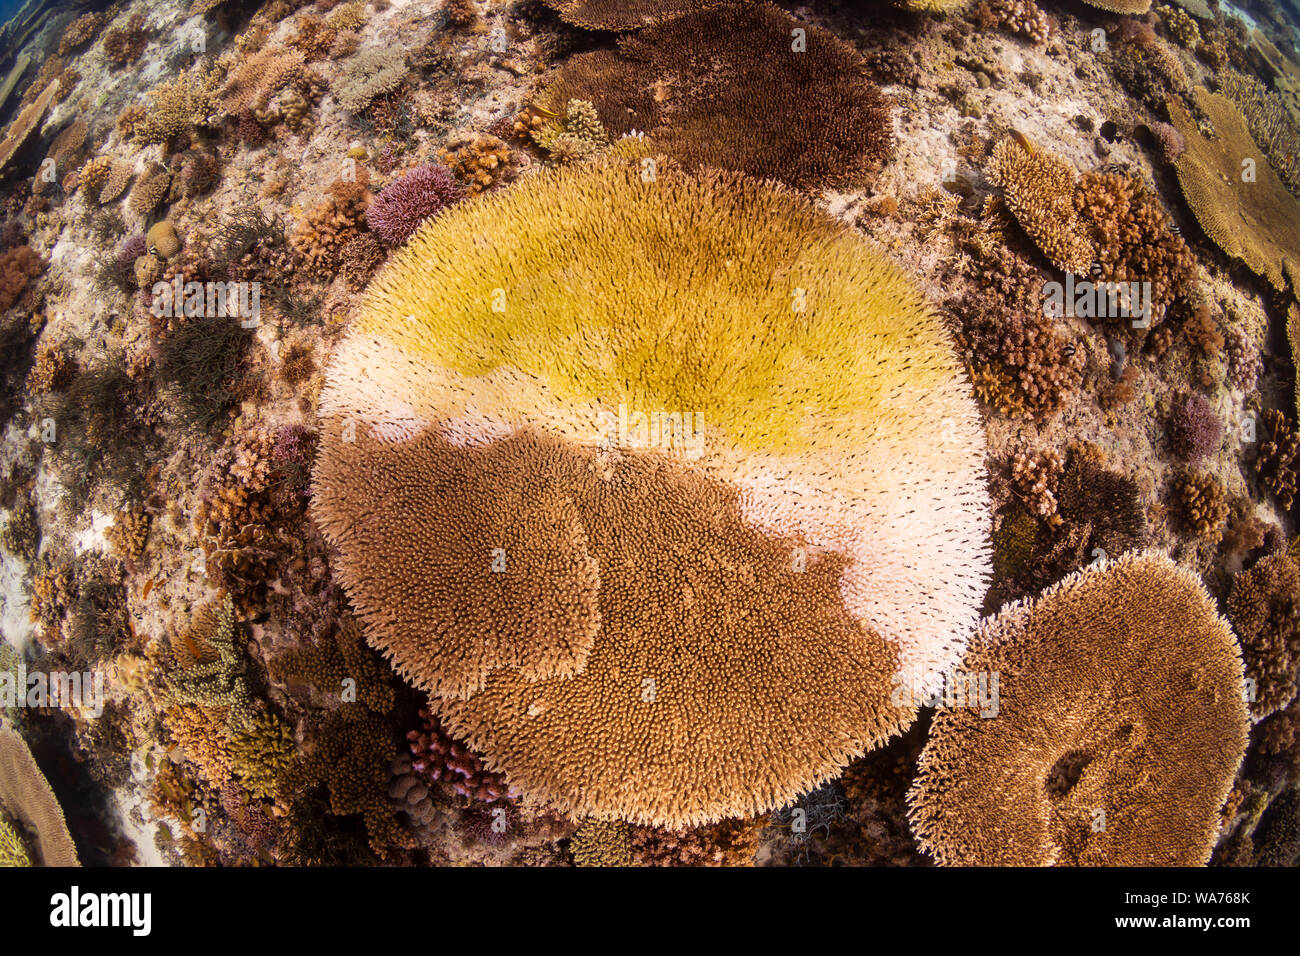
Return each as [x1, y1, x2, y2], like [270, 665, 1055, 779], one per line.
[0, 0, 1294, 879]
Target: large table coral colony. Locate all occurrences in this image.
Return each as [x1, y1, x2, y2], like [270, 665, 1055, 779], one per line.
[0, 0, 1294, 866]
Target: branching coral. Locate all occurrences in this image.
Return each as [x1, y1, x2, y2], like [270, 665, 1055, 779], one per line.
[973, 0, 1053, 44]
[365, 164, 463, 244]
[1009, 448, 1065, 527]
[165, 596, 256, 731]
[57, 11, 106, 56]
[909, 552, 1248, 866]
[0, 245, 43, 314]
[1228, 552, 1300, 720]
[525, 99, 609, 165]
[1256, 408, 1299, 512]
[988, 137, 1094, 274]
[538, 3, 893, 191]
[950, 229, 1085, 420]
[629, 816, 765, 866]
[132, 67, 220, 149]
[219, 47, 305, 116]
[543, 0, 737, 30]
[570, 820, 632, 866]
[311, 153, 991, 828]
[1174, 469, 1230, 541]
[270, 618, 393, 713]
[1074, 171, 1198, 329]
[102, 13, 149, 66]
[437, 132, 511, 195]
[405, 708, 515, 803]
[290, 173, 370, 273]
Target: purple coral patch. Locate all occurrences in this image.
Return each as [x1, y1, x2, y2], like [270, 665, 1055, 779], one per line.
[365, 164, 464, 245]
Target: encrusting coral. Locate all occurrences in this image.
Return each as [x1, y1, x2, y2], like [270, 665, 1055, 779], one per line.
[908, 552, 1248, 866]
[312, 150, 991, 828]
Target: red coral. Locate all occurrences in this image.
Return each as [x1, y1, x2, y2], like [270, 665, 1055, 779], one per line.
[407, 708, 516, 803]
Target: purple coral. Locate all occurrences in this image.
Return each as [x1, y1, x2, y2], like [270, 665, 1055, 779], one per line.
[407, 708, 516, 803]
[117, 234, 147, 269]
[365, 164, 464, 245]
[1168, 392, 1222, 462]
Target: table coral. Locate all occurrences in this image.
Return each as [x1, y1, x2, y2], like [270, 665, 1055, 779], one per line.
[1169, 88, 1300, 293]
[312, 152, 991, 828]
[909, 552, 1247, 866]
[538, 3, 893, 191]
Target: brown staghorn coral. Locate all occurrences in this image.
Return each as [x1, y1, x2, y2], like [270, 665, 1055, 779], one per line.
[1074, 171, 1197, 329]
[312, 154, 991, 828]
[988, 137, 1095, 274]
[102, 13, 149, 66]
[951, 229, 1085, 420]
[0, 726, 80, 866]
[1174, 469, 1230, 541]
[629, 816, 764, 866]
[538, 3, 893, 191]
[1169, 88, 1300, 294]
[1228, 552, 1300, 719]
[909, 552, 1248, 866]
[58, 11, 106, 56]
[1256, 408, 1299, 512]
